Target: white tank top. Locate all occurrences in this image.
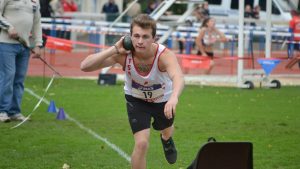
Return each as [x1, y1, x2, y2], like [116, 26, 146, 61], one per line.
[202, 30, 217, 46]
[124, 44, 173, 103]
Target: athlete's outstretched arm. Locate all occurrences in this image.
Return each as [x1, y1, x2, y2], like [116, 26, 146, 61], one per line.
[214, 27, 228, 42]
[160, 50, 185, 119]
[81, 37, 128, 72]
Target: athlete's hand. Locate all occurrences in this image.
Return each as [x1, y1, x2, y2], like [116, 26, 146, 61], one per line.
[202, 52, 208, 57]
[164, 97, 178, 119]
[114, 36, 132, 55]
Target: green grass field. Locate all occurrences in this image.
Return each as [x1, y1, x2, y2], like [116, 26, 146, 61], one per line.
[1, 77, 300, 169]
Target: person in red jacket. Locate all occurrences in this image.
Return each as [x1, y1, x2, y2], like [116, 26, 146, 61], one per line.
[61, 0, 77, 12]
[56, 0, 77, 39]
[286, 10, 300, 69]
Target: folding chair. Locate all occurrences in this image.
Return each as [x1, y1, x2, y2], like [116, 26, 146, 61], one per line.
[187, 141, 253, 169]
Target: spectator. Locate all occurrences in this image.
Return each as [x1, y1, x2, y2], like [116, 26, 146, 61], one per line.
[178, 20, 193, 54]
[0, 0, 43, 122]
[195, 17, 227, 74]
[144, 1, 157, 14]
[80, 14, 184, 169]
[50, 0, 77, 39]
[40, 0, 53, 46]
[244, 4, 255, 51]
[60, 0, 78, 39]
[49, 0, 63, 39]
[249, 5, 260, 27]
[244, 4, 256, 26]
[252, 5, 260, 20]
[102, 0, 119, 21]
[244, 4, 253, 25]
[61, 0, 77, 12]
[193, 1, 210, 22]
[50, 0, 64, 16]
[192, 5, 202, 22]
[102, 0, 119, 45]
[200, 1, 210, 19]
[244, 4, 252, 18]
[40, 0, 53, 17]
[126, 0, 141, 22]
[286, 10, 300, 69]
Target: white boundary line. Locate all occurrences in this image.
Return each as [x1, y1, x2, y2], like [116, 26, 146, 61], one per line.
[24, 88, 131, 163]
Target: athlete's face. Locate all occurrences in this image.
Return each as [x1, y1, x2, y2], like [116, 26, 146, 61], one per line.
[207, 19, 215, 28]
[131, 26, 155, 52]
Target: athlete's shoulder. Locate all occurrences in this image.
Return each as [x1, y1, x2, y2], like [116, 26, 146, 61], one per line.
[158, 44, 176, 60]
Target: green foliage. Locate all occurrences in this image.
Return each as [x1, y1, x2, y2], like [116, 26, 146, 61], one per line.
[1, 77, 300, 169]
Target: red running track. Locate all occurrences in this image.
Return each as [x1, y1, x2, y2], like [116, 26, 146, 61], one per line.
[27, 50, 300, 78]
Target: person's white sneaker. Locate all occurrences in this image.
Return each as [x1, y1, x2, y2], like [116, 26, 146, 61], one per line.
[0, 113, 10, 122]
[10, 113, 28, 121]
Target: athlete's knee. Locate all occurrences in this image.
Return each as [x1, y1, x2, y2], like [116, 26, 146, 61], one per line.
[135, 139, 149, 152]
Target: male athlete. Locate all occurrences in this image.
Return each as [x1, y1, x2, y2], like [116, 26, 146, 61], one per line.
[81, 14, 184, 168]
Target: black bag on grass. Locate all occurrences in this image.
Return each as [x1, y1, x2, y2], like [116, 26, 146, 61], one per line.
[187, 137, 253, 169]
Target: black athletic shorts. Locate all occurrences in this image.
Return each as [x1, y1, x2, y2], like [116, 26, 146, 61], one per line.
[197, 51, 214, 58]
[125, 95, 174, 134]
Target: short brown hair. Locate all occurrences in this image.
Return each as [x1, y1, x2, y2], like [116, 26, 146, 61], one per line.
[130, 14, 157, 38]
[201, 17, 211, 28]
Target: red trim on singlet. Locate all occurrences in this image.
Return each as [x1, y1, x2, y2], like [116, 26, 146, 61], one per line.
[157, 47, 167, 72]
[132, 44, 159, 77]
[122, 54, 128, 71]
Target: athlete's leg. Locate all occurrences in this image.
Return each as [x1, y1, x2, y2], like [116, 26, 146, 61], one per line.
[125, 95, 152, 168]
[131, 128, 150, 169]
[161, 125, 174, 140]
[286, 44, 300, 69]
[160, 125, 177, 164]
[151, 101, 177, 164]
[205, 60, 214, 74]
[286, 50, 300, 69]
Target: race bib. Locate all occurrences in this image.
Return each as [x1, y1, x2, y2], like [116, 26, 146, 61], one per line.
[131, 80, 164, 102]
